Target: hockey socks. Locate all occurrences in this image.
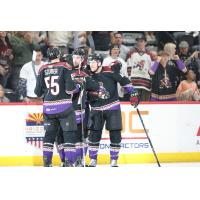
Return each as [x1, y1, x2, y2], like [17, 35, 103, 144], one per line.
[88, 141, 99, 160]
[110, 143, 120, 161]
[43, 143, 54, 167]
[58, 144, 65, 163]
[75, 142, 83, 159]
[63, 143, 76, 166]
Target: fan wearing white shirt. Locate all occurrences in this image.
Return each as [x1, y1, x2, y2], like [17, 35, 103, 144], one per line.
[102, 44, 128, 100]
[17, 49, 45, 102]
[126, 35, 152, 101]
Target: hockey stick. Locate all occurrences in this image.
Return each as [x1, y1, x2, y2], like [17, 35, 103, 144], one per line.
[78, 68, 86, 167]
[80, 92, 86, 167]
[136, 107, 161, 167]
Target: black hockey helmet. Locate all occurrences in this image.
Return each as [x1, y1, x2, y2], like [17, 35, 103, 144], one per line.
[60, 53, 73, 65]
[88, 53, 103, 65]
[47, 47, 61, 60]
[72, 48, 85, 57]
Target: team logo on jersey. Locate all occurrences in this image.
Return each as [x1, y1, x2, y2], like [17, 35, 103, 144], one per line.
[25, 113, 45, 149]
[159, 73, 172, 89]
[133, 60, 145, 70]
[71, 72, 85, 83]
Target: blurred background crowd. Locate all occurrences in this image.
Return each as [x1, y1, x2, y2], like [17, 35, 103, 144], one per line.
[0, 31, 200, 102]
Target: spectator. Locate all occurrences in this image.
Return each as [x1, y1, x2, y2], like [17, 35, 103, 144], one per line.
[46, 31, 73, 55]
[102, 45, 127, 70]
[73, 31, 95, 55]
[102, 44, 128, 100]
[30, 31, 48, 58]
[73, 32, 94, 55]
[184, 50, 200, 88]
[126, 35, 152, 101]
[150, 50, 159, 63]
[0, 84, 10, 102]
[0, 31, 14, 64]
[30, 31, 47, 44]
[176, 41, 191, 86]
[73, 31, 87, 48]
[86, 31, 95, 54]
[17, 49, 45, 102]
[145, 32, 156, 45]
[93, 31, 113, 57]
[178, 41, 191, 62]
[8, 31, 39, 91]
[112, 32, 129, 60]
[155, 31, 176, 51]
[176, 69, 200, 101]
[149, 43, 187, 101]
[0, 59, 11, 88]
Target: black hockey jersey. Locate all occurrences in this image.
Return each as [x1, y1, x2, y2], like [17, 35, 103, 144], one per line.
[88, 68, 134, 110]
[35, 62, 77, 115]
[151, 60, 181, 101]
[71, 70, 100, 110]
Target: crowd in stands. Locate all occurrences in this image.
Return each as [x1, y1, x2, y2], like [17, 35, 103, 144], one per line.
[0, 31, 200, 102]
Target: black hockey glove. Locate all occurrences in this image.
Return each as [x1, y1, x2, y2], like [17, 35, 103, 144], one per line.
[110, 60, 122, 73]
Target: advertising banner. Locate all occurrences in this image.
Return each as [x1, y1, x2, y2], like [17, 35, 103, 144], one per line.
[0, 102, 199, 166]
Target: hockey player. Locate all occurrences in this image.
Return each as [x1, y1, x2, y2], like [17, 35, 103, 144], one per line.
[87, 53, 139, 167]
[57, 48, 109, 167]
[34, 47, 81, 167]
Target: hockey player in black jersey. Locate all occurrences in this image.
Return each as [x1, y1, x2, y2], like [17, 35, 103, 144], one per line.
[87, 53, 139, 167]
[57, 48, 109, 167]
[35, 47, 82, 167]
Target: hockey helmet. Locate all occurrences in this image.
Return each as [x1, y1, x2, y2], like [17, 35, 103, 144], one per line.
[88, 53, 103, 65]
[60, 53, 73, 65]
[72, 48, 85, 57]
[47, 47, 61, 60]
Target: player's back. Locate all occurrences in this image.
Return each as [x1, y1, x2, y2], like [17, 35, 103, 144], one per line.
[35, 62, 76, 115]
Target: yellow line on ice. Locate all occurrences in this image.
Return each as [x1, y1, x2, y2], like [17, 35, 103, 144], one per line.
[1, 152, 200, 166]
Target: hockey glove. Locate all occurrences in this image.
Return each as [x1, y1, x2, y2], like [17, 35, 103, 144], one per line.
[98, 86, 110, 99]
[76, 83, 84, 91]
[130, 89, 140, 108]
[110, 60, 122, 73]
